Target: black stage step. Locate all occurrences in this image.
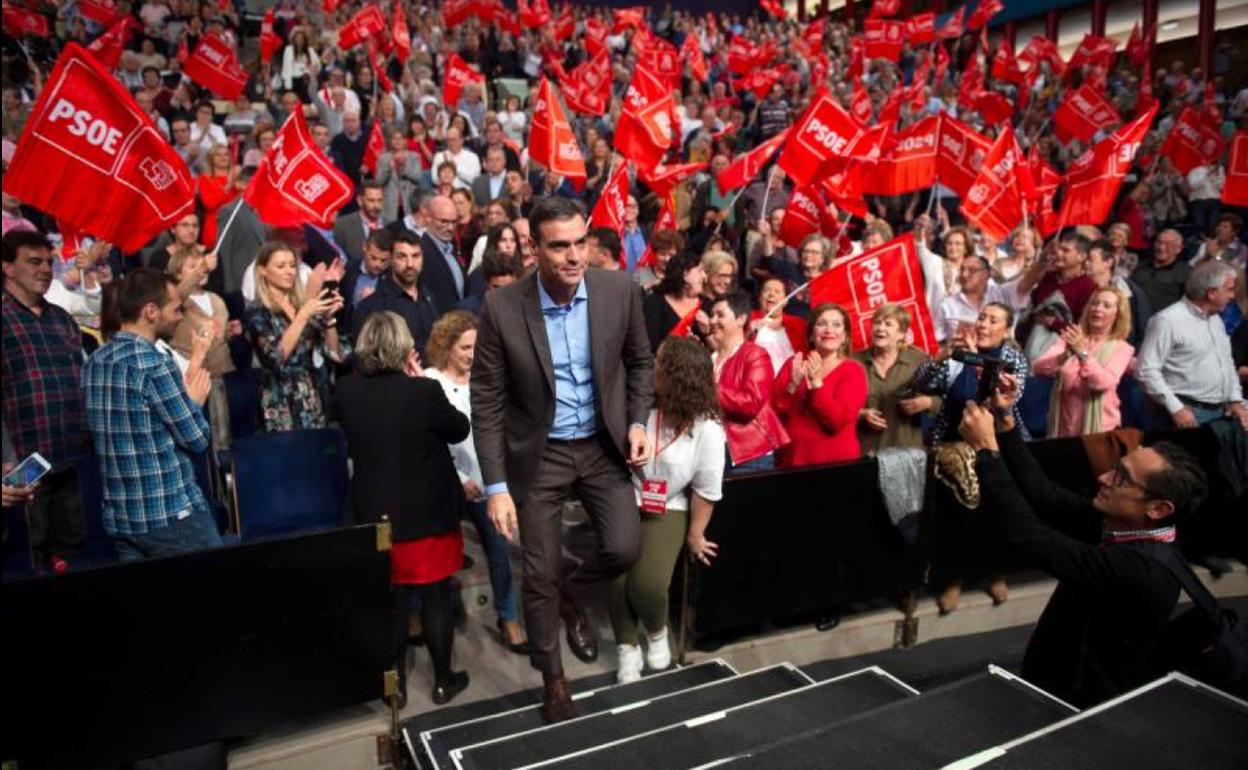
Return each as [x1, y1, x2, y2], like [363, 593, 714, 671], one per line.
[718, 666, 1076, 770]
[962, 673, 1248, 770]
[451, 664, 813, 770]
[524, 666, 917, 770]
[410, 659, 736, 770]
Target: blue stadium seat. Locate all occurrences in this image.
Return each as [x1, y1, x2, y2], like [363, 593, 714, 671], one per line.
[223, 369, 262, 443]
[3, 505, 35, 576]
[74, 454, 118, 567]
[1117, 373, 1157, 430]
[229, 429, 349, 541]
[1020, 375, 1054, 438]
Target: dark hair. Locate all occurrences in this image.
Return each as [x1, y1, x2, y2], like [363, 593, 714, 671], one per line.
[392, 229, 422, 250]
[359, 179, 384, 195]
[715, 290, 753, 319]
[1090, 238, 1116, 263]
[983, 300, 1016, 329]
[1215, 212, 1243, 233]
[106, 268, 176, 326]
[366, 227, 394, 251]
[528, 196, 585, 246]
[806, 302, 852, 354]
[2, 230, 50, 263]
[481, 250, 521, 283]
[655, 251, 703, 298]
[588, 227, 621, 263]
[1060, 232, 1092, 255]
[99, 281, 124, 340]
[649, 229, 685, 255]
[655, 336, 721, 437]
[484, 223, 519, 259]
[1143, 441, 1208, 524]
[194, 99, 214, 115]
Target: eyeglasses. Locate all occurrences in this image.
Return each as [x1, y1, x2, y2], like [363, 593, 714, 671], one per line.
[435, 217, 458, 226]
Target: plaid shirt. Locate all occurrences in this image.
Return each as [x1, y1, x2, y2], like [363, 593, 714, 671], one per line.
[1, 290, 88, 468]
[82, 332, 211, 536]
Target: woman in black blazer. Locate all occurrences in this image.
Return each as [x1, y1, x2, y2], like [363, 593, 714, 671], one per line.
[334, 311, 471, 708]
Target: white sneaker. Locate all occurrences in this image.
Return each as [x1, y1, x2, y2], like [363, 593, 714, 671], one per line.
[645, 627, 671, 671]
[617, 644, 643, 683]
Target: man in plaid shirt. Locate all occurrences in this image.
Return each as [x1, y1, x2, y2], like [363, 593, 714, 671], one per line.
[81, 269, 220, 561]
[2, 230, 89, 567]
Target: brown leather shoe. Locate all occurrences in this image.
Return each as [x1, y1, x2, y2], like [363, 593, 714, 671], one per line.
[541, 675, 578, 724]
[987, 576, 1009, 606]
[561, 602, 599, 663]
[937, 582, 962, 615]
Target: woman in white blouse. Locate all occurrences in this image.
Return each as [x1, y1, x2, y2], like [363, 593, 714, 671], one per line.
[609, 336, 726, 683]
[424, 311, 529, 654]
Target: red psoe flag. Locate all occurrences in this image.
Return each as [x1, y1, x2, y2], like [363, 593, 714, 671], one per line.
[244, 110, 354, 229]
[612, 6, 645, 33]
[991, 39, 1025, 85]
[79, 0, 121, 25]
[528, 77, 587, 190]
[361, 119, 384, 176]
[393, 2, 411, 62]
[337, 5, 386, 50]
[584, 17, 608, 56]
[866, 115, 939, 196]
[868, 0, 900, 19]
[589, 162, 630, 235]
[638, 161, 706, 198]
[443, 53, 484, 113]
[850, 86, 873, 125]
[614, 66, 675, 170]
[1, 5, 49, 37]
[442, 0, 473, 28]
[259, 8, 280, 64]
[1019, 35, 1066, 76]
[1160, 106, 1225, 175]
[935, 114, 992, 198]
[936, 6, 965, 40]
[808, 235, 938, 355]
[1059, 102, 1158, 227]
[967, 0, 1003, 30]
[1053, 83, 1120, 144]
[682, 34, 708, 83]
[183, 31, 248, 100]
[635, 194, 676, 270]
[820, 164, 868, 219]
[962, 123, 1026, 242]
[87, 17, 135, 70]
[778, 186, 824, 248]
[1126, 22, 1151, 67]
[863, 19, 904, 62]
[1066, 33, 1117, 74]
[717, 128, 788, 192]
[5, 44, 194, 252]
[906, 12, 936, 45]
[1222, 131, 1248, 207]
[779, 91, 865, 187]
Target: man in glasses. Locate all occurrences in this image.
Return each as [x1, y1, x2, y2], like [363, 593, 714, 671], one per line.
[419, 195, 467, 313]
[959, 373, 1208, 707]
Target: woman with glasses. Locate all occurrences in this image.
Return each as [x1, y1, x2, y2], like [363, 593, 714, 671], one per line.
[701, 250, 738, 299]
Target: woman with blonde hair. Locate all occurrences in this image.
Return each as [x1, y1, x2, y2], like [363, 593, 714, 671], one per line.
[335, 311, 471, 707]
[243, 242, 348, 432]
[167, 247, 235, 450]
[196, 142, 238, 247]
[767, 234, 831, 318]
[854, 303, 939, 454]
[1032, 287, 1136, 437]
[941, 226, 974, 294]
[701, 250, 738, 299]
[423, 311, 529, 655]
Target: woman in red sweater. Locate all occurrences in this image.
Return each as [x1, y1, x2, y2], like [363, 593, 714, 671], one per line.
[772, 303, 869, 467]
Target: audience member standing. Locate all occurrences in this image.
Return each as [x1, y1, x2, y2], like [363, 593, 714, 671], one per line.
[420, 196, 468, 313]
[2, 231, 88, 567]
[166, 248, 236, 451]
[1133, 230, 1192, 314]
[855, 303, 939, 454]
[352, 231, 438, 365]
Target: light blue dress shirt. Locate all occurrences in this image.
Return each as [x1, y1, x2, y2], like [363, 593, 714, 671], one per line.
[622, 227, 646, 273]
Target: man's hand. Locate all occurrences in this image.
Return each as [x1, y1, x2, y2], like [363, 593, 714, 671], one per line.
[1172, 407, 1198, 429]
[959, 401, 999, 451]
[463, 479, 483, 502]
[1227, 403, 1248, 432]
[628, 424, 650, 466]
[487, 491, 518, 543]
[184, 367, 211, 406]
[2, 462, 38, 508]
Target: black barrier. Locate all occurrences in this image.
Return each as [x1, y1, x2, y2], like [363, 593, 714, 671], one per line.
[0, 524, 393, 770]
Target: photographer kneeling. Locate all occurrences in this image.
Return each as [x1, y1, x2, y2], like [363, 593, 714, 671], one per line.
[959, 376, 1208, 708]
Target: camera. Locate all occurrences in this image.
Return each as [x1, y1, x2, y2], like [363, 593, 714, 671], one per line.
[951, 349, 1017, 404]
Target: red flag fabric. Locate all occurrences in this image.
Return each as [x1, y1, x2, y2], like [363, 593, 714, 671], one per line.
[935, 114, 993, 198]
[820, 164, 868, 219]
[528, 77, 587, 190]
[850, 87, 873, 125]
[962, 123, 1026, 241]
[808, 235, 938, 355]
[55, 219, 87, 262]
[803, 18, 826, 51]
[727, 36, 759, 76]
[760, 0, 786, 20]
[614, 65, 675, 170]
[1222, 131, 1248, 207]
[590, 162, 631, 235]
[1160, 106, 1225, 176]
[635, 194, 676, 270]
[361, 119, 384, 176]
[612, 6, 645, 33]
[519, 0, 551, 28]
[584, 17, 608, 56]
[1031, 156, 1063, 236]
[991, 39, 1025, 84]
[86, 17, 134, 70]
[668, 305, 699, 339]
[1019, 35, 1066, 76]
[863, 20, 904, 62]
[638, 37, 681, 89]
[259, 8, 280, 64]
[441, 0, 474, 28]
[970, 91, 1014, 125]
[443, 53, 484, 113]
[1066, 34, 1117, 73]
[553, 6, 574, 42]
[682, 34, 708, 83]
[78, 0, 121, 25]
[779, 91, 866, 187]
[937, 7, 965, 40]
[866, 115, 940, 195]
[906, 12, 936, 45]
[561, 66, 609, 117]
[244, 111, 354, 229]
[5, 44, 194, 252]
[1059, 103, 1158, 226]
[847, 37, 865, 80]
[967, 0, 1003, 30]
[2, 5, 49, 37]
[183, 31, 247, 100]
[338, 5, 385, 50]
[1052, 83, 1119, 144]
[1126, 22, 1152, 68]
[736, 69, 786, 100]
[778, 186, 824, 248]
[638, 161, 706, 198]
[934, 44, 951, 84]
[392, 3, 411, 62]
[868, 0, 900, 19]
[717, 128, 788, 192]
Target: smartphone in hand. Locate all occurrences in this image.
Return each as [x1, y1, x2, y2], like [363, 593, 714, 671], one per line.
[4, 452, 51, 488]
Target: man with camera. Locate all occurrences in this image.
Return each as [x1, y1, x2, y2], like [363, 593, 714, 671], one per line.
[958, 373, 1208, 707]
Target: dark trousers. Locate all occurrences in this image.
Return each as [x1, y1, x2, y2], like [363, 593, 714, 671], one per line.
[520, 434, 641, 677]
[28, 465, 86, 564]
[394, 579, 454, 696]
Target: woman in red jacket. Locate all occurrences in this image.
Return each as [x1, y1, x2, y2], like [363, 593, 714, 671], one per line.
[772, 303, 869, 467]
[709, 291, 790, 473]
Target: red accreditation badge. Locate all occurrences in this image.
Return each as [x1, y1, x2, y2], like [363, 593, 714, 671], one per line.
[640, 478, 669, 515]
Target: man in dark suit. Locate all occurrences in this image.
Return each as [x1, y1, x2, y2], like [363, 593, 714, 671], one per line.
[960, 380, 1209, 707]
[420, 195, 467, 313]
[471, 196, 654, 723]
[332, 181, 386, 265]
[470, 145, 510, 207]
[351, 231, 438, 360]
[215, 169, 267, 296]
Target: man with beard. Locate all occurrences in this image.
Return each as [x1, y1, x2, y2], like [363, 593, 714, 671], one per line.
[82, 268, 218, 561]
[352, 231, 438, 360]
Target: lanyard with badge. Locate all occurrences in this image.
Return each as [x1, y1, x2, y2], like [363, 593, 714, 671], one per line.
[639, 412, 679, 515]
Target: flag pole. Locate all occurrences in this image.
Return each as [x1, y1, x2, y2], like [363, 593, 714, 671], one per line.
[210, 199, 245, 257]
[759, 166, 775, 224]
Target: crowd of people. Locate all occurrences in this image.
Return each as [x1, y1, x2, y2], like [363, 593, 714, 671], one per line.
[3, 0, 1248, 728]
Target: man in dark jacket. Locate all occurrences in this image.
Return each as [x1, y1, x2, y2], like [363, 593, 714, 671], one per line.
[351, 231, 437, 360]
[959, 379, 1208, 707]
